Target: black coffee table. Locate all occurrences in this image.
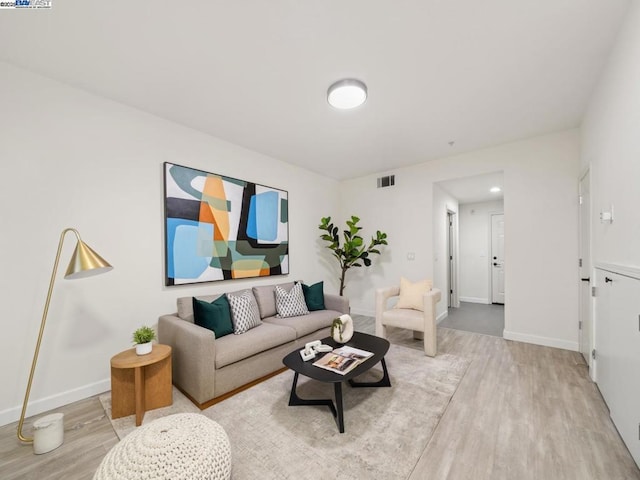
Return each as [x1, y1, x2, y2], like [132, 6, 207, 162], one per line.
[282, 331, 391, 433]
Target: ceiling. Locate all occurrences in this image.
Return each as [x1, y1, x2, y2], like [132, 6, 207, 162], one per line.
[438, 172, 504, 204]
[0, 1, 630, 180]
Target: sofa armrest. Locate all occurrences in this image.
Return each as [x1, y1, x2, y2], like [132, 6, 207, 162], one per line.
[324, 293, 349, 314]
[376, 285, 401, 308]
[158, 314, 217, 405]
[375, 285, 400, 334]
[422, 287, 441, 324]
[423, 288, 441, 307]
[421, 288, 441, 356]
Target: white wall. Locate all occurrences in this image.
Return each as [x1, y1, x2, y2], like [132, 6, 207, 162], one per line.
[581, 1, 640, 269]
[458, 200, 504, 304]
[0, 62, 341, 426]
[338, 130, 580, 350]
[432, 185, 458, 319]
[579, 4, 640, 463]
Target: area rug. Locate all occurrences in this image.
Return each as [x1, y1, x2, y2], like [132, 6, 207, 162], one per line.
[99, 386, 199, 439]
[102, 344, 469, 479]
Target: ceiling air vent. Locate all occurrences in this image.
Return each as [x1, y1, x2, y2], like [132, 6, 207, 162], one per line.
[377, 175, 395, 188]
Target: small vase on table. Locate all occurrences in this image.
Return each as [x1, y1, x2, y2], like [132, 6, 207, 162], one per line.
[331, 314, 354, 344]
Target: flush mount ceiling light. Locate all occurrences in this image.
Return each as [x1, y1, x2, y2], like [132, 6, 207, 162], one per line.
[327, 79, 367, 109]
[490, 186, 502, 193]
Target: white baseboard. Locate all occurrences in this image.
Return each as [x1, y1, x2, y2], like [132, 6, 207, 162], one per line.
[459, 296, 490, 304]
[503, 330, 579, 352]
[436, 310, 448, 324]
[0, 379, 110, 427]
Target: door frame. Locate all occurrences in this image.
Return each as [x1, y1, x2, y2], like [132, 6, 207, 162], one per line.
[579, 167, 594, 379]
[446, 209, 460, 309]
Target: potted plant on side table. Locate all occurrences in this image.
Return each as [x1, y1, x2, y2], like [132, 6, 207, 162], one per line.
[132, 326, 156, 355]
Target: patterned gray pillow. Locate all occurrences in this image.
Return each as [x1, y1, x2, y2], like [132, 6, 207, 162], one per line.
[227, 290, 262, 334]
[275, 282, 310, 318]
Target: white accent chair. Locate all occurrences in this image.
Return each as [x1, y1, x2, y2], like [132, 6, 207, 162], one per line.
[375, 285, 441, 356]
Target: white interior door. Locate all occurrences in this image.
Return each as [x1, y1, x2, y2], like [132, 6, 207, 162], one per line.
[579, 170, 593, 370]
[606, 273, 640, 465]
[594, 269, 640, 465]
[491, 214, 505, 304]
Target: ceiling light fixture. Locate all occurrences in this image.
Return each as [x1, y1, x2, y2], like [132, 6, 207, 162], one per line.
[327, 79, 367, 109]
[490, 186, 502, 193]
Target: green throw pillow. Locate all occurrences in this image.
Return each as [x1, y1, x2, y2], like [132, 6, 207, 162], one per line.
[193, 295, 234, 338]
[302, 281, 325, 311]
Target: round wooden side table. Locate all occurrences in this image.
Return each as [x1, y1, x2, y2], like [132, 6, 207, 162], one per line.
[110, 344, 172, 426]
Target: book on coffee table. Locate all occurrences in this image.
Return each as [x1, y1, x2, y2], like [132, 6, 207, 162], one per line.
[312, 345, 374, 375]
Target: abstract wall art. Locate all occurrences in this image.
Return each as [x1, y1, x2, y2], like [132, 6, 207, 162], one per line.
[163, 162, 289, 286]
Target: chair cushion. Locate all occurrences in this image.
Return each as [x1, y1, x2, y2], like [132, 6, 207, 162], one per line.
[382, 309, 425, 332]
[395, 277, 433, 311]
[302, 281, 326, 311]
[227, 290, 262, 334]
[215, 322, 296, 368]
[275, 282, 309, 318]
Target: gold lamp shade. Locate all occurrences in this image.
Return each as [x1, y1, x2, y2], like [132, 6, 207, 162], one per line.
[65, 240, 113, 279]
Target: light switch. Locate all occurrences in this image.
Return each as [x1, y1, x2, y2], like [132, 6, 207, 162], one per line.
[600, 209, 613, 223]
[407, 252, 415, 261]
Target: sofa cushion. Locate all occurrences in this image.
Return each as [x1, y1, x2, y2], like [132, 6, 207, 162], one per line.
[302, 281, 326, 311]
[227, 290, 262, 334]
[263, 309, 339, 338]
[178, 293, 224, 323]
[192, 296, 234, 339]
[395, 277, 433, 311]
[275, 282, 309, 318]
[215, 322, 296, 368]
[252, 282, 295, 319]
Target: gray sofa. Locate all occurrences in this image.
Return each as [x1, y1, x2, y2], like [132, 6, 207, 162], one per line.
[158, 281, 349, 407]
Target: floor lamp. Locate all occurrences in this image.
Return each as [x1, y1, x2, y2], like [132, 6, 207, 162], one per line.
[17, 228, 113, 454]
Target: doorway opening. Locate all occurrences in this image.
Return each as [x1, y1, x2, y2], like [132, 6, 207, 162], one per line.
[435, 172, 506, 337]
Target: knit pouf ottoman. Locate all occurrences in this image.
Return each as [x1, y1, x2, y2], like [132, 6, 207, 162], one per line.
[94, 413, 231, 480]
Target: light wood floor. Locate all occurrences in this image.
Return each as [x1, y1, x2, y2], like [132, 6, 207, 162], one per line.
[1, 320, 638, 479]
[0, 396, 117, 479]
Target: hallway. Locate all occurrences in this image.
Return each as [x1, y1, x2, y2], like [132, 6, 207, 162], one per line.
[439, 301, 504, 337]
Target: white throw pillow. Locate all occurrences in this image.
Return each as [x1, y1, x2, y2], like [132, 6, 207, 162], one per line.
[395, 277, 433, 311]
[227, 290, 262, 334]
[275, 282, 310, 318]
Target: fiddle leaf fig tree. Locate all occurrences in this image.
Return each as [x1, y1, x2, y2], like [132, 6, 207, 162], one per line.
[319, 215, 388, 296]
